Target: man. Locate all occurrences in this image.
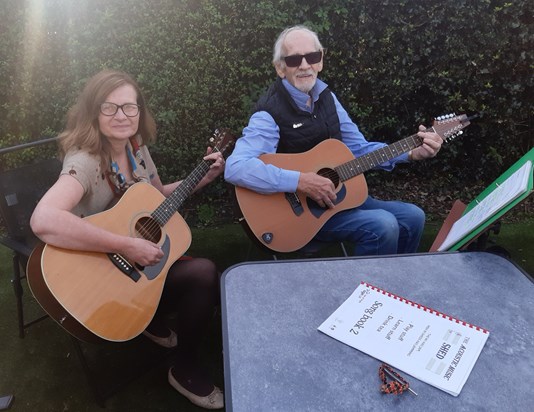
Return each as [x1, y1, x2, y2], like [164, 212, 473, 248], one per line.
[225, 25, 443, 256]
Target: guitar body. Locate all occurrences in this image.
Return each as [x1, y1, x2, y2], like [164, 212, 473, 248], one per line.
[27, 242, 104, 343]
[28, 182, 191, 342]
[235, 139, 368, 252]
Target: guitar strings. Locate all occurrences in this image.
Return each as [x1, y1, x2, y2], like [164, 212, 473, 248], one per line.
[318, 134, 422, 183]
[132, 144, 226, 244]
[137, 162, 212, 241]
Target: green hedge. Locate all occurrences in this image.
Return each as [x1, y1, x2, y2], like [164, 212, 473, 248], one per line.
[0, 0, 531, 223]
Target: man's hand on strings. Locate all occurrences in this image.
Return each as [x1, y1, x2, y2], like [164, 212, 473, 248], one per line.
[410, 125, 443, 161]
[298, 172, 337, 209]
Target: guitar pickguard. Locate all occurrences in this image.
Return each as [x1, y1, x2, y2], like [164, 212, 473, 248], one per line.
[140, 235, 171, 280]
[306, 183, 347, 218]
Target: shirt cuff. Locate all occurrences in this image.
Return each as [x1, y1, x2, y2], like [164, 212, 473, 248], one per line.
[277, 169, 301, 192]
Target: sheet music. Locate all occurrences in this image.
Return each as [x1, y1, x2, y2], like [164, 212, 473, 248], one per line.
[437, 160, 532, 251]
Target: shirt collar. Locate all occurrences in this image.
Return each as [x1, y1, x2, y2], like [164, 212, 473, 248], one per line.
[281, 78, 328, 112]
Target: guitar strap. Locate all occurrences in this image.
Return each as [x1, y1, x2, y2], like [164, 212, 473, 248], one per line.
[105, 135, 149, 198]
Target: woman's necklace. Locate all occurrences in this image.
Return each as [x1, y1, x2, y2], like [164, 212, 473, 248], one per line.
[110, 159, 128, 192]
[106, 137, 147, 197]
[107, 146, 135, 196]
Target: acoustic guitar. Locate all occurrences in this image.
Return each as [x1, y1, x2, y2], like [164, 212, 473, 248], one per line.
[235, 114, 471, 253]
[27, 129, 234, 343]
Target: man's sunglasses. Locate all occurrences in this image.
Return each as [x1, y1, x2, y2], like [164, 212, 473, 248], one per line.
[282, 51, 323, 68]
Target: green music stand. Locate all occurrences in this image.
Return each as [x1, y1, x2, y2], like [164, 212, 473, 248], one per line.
[430, 148, 533, 252]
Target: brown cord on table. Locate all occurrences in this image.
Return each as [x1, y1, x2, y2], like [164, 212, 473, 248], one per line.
[379, 363, 410, 395]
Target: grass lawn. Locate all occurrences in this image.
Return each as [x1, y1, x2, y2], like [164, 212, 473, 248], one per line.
[0, 219, 532, 411]
[187, 219, 534, 275]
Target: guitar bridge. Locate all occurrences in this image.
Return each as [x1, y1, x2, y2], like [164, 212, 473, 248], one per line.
[107, 253, 141, 282]
[285, 192, 304, 216]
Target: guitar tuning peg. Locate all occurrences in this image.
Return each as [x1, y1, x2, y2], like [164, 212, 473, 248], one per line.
[458, 130, 463, 135]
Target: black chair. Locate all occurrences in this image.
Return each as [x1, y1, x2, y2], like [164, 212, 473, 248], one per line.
[0, 158, 62, 337]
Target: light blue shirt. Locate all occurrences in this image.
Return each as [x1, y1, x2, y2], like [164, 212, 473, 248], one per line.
[224, 78, 408, 194]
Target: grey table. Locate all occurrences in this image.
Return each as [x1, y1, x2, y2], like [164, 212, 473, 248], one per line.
[221, 252, 534, 411]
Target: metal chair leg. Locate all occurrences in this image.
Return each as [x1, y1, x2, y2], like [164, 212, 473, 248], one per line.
[340, 242, 348, 257]
[11, 253, 25, 338]
[11, 251, 48, 338]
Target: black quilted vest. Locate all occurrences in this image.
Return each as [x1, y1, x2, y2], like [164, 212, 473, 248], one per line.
[254, 78, 342, 153]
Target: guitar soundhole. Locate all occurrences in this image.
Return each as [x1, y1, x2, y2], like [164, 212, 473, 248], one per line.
[318, 168, 340, 188]
[135, 217, 162, 243]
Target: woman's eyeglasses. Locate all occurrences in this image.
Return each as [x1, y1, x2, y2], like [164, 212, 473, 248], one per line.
[282, 51, 323, 68]
[100, 102, 140, 117]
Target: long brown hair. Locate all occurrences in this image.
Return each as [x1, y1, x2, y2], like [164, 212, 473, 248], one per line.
[59, 69, 157, 169]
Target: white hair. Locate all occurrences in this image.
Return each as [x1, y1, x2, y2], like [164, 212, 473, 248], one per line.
[272, 25, 324, 67]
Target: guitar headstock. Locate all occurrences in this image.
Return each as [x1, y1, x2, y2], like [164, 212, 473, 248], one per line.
[209, 128, 236, 157]
[432, 113, 471, 142]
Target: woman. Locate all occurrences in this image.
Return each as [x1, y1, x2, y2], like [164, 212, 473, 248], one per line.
[30, 70, 224, 409]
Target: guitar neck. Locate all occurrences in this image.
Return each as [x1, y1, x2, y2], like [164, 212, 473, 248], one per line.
[336, 132, 424, 181]
[152, 151, 219, 226]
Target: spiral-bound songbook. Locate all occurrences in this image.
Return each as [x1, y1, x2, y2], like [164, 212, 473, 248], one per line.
[318, 282, 489, 396]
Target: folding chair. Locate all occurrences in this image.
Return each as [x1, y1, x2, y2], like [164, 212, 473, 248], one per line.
[0, 158, 62, 337]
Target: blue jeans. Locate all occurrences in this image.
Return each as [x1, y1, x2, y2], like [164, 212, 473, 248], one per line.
[314, 196, 425, 256]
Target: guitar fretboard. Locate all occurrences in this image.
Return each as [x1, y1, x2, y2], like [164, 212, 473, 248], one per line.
[335, 133, 424, 181]
[152, 154, 217, 227]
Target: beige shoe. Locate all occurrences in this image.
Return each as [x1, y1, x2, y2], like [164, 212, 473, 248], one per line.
[141, 329, 177, 348]
[168, 368, 224, 409]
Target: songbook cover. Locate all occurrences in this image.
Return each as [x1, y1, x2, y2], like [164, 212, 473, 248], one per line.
[318, 282, 489, 396]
